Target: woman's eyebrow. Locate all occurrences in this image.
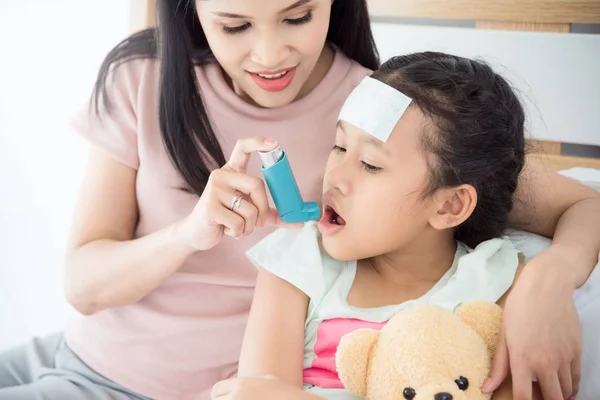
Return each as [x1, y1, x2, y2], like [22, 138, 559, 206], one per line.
[280, 0, 312, 13]
[211, 0, 311, 19]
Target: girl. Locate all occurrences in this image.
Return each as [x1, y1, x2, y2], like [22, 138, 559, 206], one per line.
[212, 52, 577, 400]
[0, 0, 597, 399]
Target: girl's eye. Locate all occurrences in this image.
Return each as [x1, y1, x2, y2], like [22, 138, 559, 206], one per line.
[362, 162, 382, 173]
[222, 11, 312, 35]
[332, 145, 346, 153]
[285, 11, 313, 26]
[222, 23, 250, 35]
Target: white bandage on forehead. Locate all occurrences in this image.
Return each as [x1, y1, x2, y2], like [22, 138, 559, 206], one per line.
[338, 76, 412, 143]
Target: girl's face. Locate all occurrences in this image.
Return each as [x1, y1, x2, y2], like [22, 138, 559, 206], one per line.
[320, 107, 443, 261]
[196, 0, 332, 108]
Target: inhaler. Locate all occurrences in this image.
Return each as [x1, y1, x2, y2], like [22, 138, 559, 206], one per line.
[259, 146, 320, 224]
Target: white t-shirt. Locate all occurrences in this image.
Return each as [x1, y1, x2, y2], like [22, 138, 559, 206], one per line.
[246, 222, 521, 400]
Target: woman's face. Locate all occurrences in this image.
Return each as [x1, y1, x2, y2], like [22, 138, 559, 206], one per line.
[196, 0, 333, 108]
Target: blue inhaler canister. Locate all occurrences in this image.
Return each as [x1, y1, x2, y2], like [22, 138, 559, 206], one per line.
[259, 146, 320, 224]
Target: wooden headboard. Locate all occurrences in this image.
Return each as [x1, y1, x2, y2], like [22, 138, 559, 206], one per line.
[367, 0, 600, 171]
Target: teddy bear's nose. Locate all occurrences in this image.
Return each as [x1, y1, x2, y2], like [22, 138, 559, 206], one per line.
[434, 393, 453, 400]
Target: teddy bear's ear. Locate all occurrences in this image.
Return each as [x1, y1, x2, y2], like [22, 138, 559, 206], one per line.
[335, 328, 381, 397]
[454, 301, 503, 357]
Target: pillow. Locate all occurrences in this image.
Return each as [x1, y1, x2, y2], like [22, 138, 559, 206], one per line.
[559, 167, 600, 192]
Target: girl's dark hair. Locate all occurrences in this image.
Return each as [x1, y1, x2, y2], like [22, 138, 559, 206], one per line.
[372, 52, 526, 248]
[92, 0, 380, 195]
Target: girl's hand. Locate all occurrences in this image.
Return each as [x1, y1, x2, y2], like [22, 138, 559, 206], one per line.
[175, 137, 301, 251]
[211, 375, 312, 400]
[483, 246, 582, 400]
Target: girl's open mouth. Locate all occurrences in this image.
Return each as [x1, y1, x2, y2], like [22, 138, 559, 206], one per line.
[325, 205, 346, 226]
[318, 205, 346, 235]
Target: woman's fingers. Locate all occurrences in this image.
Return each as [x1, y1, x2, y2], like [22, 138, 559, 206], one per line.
[510, 360, 533, 400]
[211, 379, 234, 399]
[224, 137, 278, 174]
[538, 372, 564, 400]
[483, 326, 510, 392]
[211, 169, 270, 226]
[558, 365, 573, 400]
[571, 357, 581, 399]
[220, 193, 259, 237]
[211, 201, 246, 238]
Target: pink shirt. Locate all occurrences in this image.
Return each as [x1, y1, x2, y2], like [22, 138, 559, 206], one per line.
[67, 47, 370, 400]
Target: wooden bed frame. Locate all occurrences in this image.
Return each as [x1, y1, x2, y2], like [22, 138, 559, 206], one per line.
[132, 0, 600, 172]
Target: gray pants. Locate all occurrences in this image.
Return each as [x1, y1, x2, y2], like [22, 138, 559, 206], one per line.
[0, 333, 151, 400]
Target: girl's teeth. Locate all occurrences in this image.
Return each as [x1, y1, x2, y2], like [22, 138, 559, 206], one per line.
[258, 70, 288, 79]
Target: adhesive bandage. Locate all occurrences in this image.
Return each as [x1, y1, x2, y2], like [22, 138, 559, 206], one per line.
[338, 76, 412, 143]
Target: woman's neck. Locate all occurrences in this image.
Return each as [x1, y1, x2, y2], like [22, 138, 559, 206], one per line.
[364, 233, 458, 287]
[296, 43, 335, 100]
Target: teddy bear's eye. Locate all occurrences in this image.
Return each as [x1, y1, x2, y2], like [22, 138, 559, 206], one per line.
[403, 387, 416, 400]
[455, 376, 469, 391]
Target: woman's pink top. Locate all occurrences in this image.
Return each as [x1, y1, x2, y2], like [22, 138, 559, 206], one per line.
[67, 47, 370, 400]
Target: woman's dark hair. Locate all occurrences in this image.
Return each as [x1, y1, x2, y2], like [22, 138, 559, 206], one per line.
[92, 0, 380, 195]
[372, 52, 526, 248]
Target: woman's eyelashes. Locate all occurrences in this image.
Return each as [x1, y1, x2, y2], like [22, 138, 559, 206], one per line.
[221, 11, 313, 35]
[285, 10, 313, 25]
[331, 145, 382, 174]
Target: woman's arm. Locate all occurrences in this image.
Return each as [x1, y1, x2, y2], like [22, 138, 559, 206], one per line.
[491, 265, 543, 400]
[238, 268, 309, 387]
[66, 138, 282, 316]
[510, 157, 600, 286]
[65, 149, 197, 315]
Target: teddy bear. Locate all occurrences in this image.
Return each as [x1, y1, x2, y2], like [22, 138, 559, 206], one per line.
[335, 301, 503, 400]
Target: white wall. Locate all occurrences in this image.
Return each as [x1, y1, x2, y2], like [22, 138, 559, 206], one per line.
[0, 0, 131, 350]
[371, 23, 600, 147]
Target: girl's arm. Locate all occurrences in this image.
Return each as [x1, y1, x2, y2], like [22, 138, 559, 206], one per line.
[510, 158, 600, 286]
[237, 268, 309, 386]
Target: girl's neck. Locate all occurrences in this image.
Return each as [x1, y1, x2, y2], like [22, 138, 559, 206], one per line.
[362, 232, 458, 286]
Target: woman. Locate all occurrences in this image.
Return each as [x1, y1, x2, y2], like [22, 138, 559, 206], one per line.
[0, 1, 597, 399]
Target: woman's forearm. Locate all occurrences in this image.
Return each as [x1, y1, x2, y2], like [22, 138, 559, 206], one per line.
[550, 197, 600, 288]
[510, 159, 600, 287]
[65, 219, 195, 315]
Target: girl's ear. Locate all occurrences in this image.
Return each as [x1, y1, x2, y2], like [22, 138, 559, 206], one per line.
[429, 184, 477, 230]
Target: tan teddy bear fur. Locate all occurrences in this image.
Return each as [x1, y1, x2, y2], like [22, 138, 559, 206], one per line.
[336, 301, 503, 400]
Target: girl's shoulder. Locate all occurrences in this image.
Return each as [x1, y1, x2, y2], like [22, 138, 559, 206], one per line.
[246, 222, 347, 301]
[431, 238, 523, 309]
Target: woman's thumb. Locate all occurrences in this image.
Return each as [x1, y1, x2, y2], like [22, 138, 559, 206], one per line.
[482, 332, 510, 393]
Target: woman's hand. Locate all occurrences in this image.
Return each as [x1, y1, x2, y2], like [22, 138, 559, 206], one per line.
[211, 375, 317, 400]
[484, 246, 582, 400]
[175, 137, 300, 251]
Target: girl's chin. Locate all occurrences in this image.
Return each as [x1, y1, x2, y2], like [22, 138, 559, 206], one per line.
[321, 237, 357, 261]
